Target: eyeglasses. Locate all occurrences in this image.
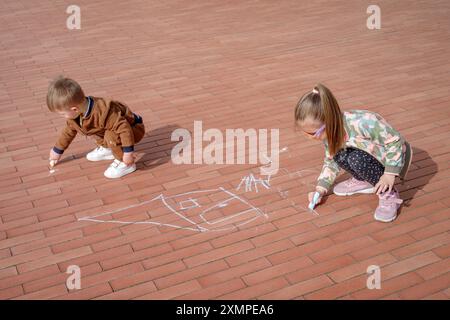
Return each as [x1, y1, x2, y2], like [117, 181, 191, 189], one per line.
[303, 124, 326, 137]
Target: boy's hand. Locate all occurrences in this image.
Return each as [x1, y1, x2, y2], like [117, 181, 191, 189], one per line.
[374, 173, 396, 195]
[49, 149, 62, 167]
[122, 152, 135, 166]
[308, 187, 327, 206]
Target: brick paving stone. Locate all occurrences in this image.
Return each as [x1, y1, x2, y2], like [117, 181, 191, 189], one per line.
[1, 0, 449, 299]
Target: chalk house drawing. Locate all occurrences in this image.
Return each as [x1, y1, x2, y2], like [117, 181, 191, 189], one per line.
[79, 148, 320, 232]
[78, 187, 268, 232]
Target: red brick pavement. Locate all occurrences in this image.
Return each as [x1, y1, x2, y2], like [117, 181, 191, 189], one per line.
[0, 0, 449, 300]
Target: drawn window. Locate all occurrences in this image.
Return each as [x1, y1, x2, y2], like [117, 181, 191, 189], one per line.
[178, 198, 200, 210]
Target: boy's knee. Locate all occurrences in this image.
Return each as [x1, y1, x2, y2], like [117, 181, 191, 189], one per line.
[104, 124, 144, 149]
[104, 130, 120, 147]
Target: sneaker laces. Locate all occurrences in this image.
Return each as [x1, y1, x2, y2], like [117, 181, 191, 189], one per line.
[379, 191, 403, 207]
[345, 177, 363, 187]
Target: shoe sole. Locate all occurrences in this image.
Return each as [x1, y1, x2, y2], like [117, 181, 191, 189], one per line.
[104, 166, 137, 179]
[373, 213, 397, 223]
[333, 187, 375, 196]
[87, 155, 116, 162]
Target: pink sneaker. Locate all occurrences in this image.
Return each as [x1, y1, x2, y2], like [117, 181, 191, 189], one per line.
[374, 189, 403, 222]
[333, 177, 375, 196]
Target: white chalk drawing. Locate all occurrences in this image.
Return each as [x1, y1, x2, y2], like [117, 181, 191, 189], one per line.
[236, 173, 271, 193]
[235, 147, 288, 191]
[79, 147, 320, 232]
[236, 145, 319, 216]
[266, 168, 320, 216]
[179, 198, 200, 211]
[277, 187, 289, 199]
[78, 187, 268, 233]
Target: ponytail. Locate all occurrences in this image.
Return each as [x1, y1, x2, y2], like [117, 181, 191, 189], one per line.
[294, 83, 345, 156]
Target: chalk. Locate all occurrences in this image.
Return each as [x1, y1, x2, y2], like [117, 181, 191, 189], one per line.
[308, 192, 320, 211]
[48, 160, 58, 174]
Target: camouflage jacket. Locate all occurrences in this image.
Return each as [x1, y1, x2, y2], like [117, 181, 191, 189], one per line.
[317, 110, 406, 191]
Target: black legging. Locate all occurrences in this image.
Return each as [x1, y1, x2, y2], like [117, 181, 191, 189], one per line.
[333, 147, 385, 186]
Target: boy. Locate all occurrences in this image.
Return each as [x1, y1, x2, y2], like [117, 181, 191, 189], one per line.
[47, 76, 145, 178]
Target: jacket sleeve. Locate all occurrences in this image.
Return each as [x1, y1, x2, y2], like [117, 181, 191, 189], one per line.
[317, 143, 341, 192]
[360, 113, 404, 175]
[105, 106, 135, 152]
[53, 122, 78, 153]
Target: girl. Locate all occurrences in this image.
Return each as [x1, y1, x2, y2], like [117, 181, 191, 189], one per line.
[294, 83, 413, 222]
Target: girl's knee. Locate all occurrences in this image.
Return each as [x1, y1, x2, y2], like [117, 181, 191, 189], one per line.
[346, 152, 363, 168]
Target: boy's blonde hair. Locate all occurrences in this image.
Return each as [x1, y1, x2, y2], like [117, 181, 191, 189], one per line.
[294, 83, 346, 156]
[47, 76, 85, 112]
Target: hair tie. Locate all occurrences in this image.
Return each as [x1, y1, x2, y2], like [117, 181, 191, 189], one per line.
[312, 88, 319, 94]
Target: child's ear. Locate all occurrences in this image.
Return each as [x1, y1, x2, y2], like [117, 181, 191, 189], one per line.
[70, 106, 79, 112]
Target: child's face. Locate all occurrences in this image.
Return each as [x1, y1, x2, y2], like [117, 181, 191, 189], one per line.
[297, 117, 327, 141]
[57, 106, 80, 119]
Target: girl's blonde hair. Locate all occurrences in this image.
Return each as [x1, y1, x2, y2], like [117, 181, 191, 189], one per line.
[294, 83, 345, 156]
[47, 76, 85, 112]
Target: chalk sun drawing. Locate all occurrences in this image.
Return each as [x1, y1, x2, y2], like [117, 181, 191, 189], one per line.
[237, 167, 320, 216]
[235, 146, 320, 216]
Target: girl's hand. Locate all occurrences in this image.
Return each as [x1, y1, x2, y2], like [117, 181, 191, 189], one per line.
[374, 173, 396, 195]
[308, 187, 327, 205]
[122, 152, 135, 166]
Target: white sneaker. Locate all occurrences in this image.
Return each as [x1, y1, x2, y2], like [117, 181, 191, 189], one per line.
[104, 159, 136, 179]
[86, 146, 115, 161]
